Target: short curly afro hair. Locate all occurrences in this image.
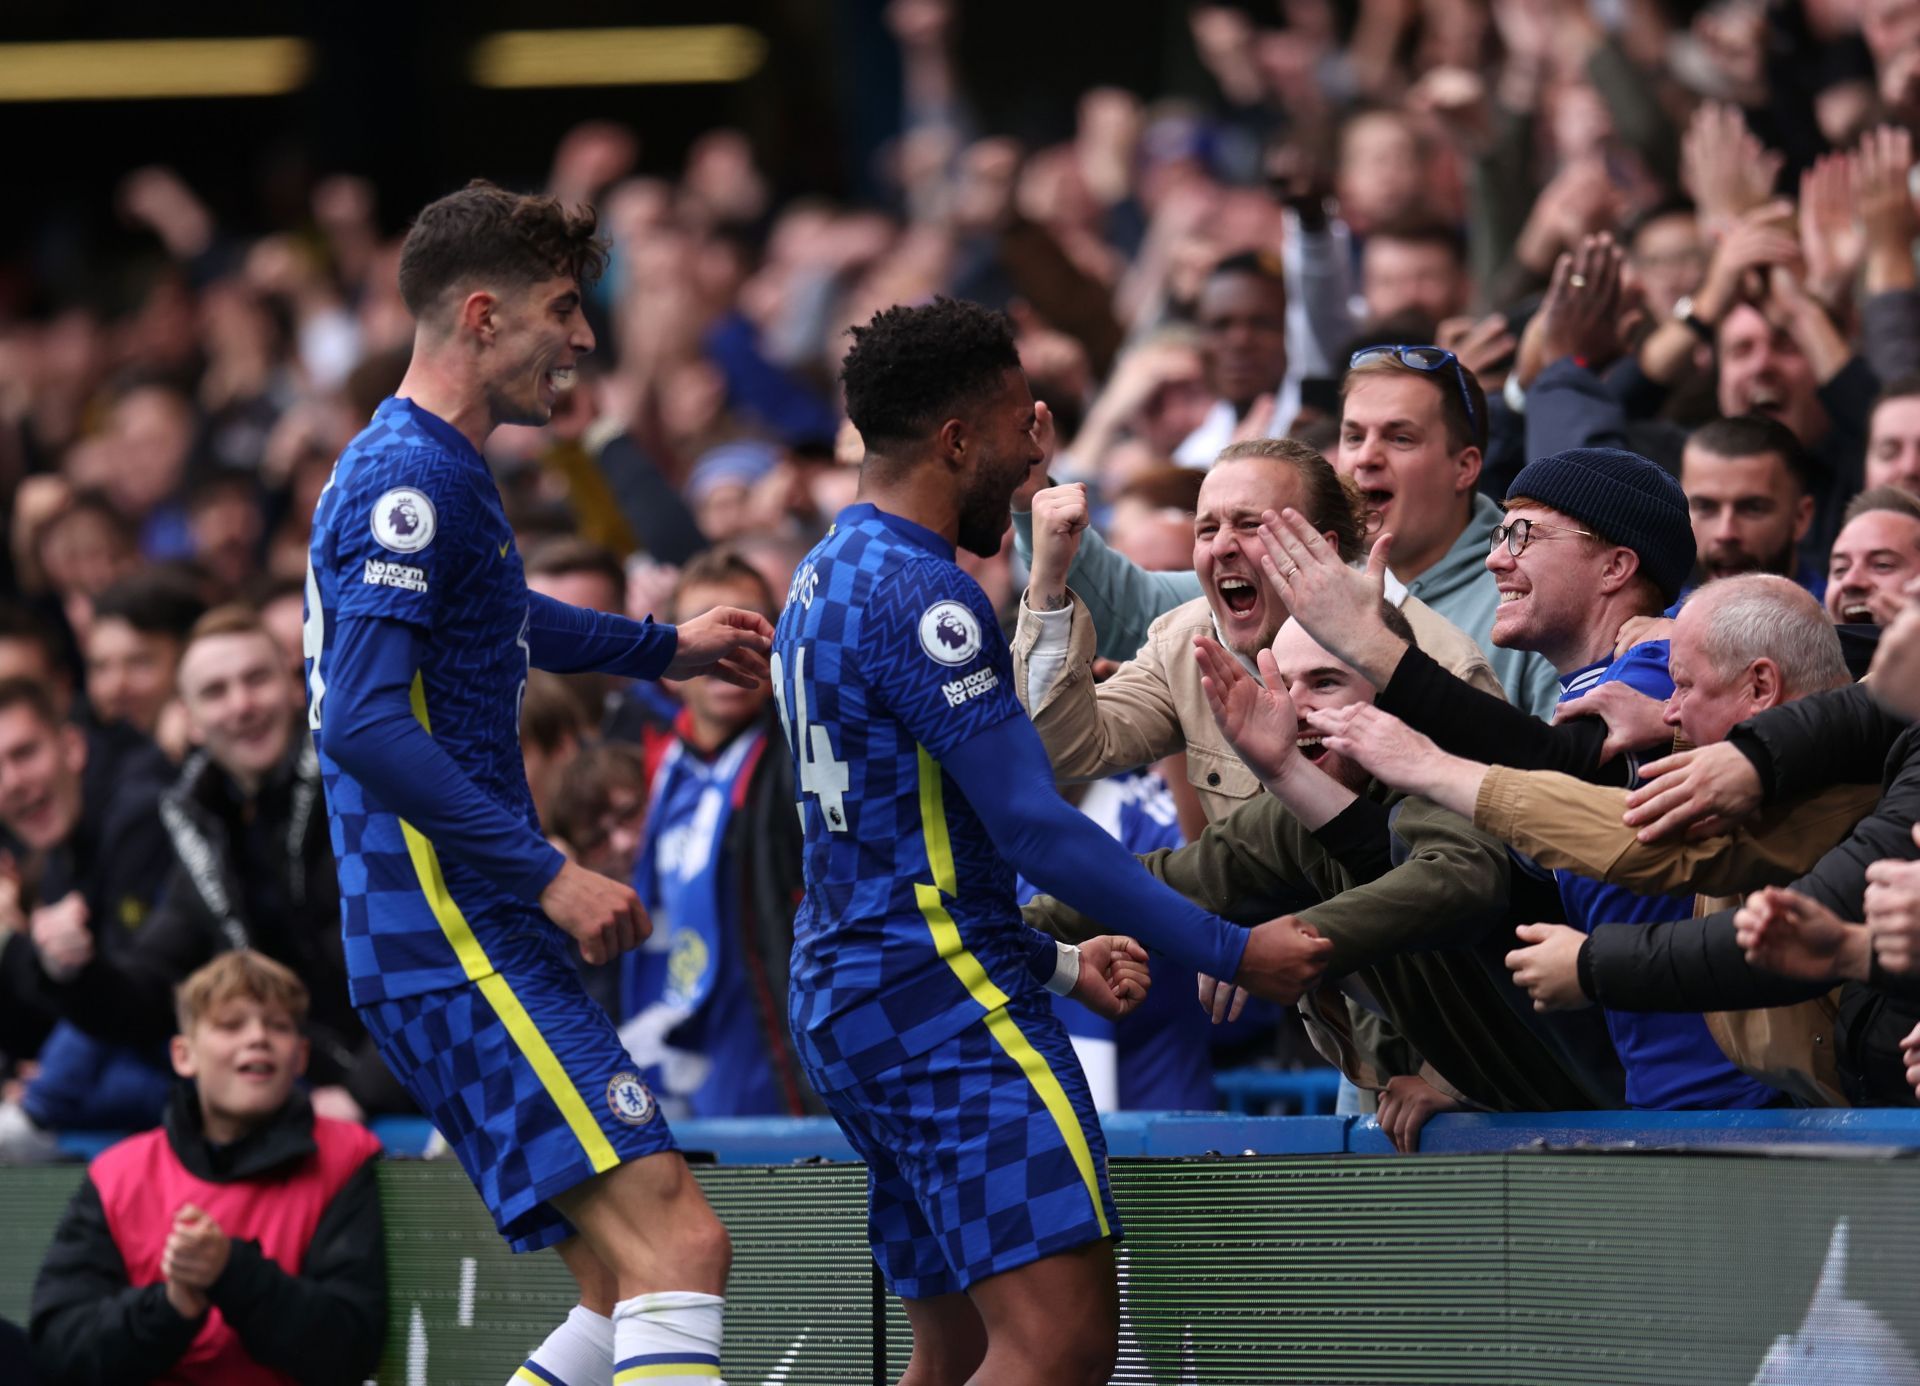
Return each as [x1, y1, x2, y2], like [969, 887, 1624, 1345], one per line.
[840, 298, 1021, 452]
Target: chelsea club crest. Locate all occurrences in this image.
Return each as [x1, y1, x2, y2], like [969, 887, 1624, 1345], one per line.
[607, 1072, 657, 1126]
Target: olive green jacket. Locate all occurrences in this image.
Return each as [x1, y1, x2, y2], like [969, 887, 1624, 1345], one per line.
[1023, 785, 1626, 1112]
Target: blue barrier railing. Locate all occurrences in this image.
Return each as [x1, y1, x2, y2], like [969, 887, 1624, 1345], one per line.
[1212, 1066, 1343, 1114]
[387, 1108, 1920, 1161]
[52, 1106, 1920, 1165]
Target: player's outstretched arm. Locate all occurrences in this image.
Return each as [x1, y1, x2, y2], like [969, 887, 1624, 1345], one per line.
[942, 714, 1255, 983]
[319, 615, 569, 903]
[664, 605, 774, 687]
[524, 590, 771, 687]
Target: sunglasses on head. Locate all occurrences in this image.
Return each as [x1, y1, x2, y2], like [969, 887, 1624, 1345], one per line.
[1348, 344, 1478, 444]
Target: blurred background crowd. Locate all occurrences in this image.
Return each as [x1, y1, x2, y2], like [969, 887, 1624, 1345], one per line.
[6, 0, 1920, 1157]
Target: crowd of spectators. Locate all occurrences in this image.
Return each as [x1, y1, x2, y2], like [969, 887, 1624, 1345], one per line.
[11, 0, 1920, 1206]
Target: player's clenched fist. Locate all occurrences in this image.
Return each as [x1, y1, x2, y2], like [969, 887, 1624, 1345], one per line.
[666, 605, 776, 689]
[540, 860, 651, 964]
[1071, 935, 1151, 1021]
[1025, 483, 1092, 611]
[1233, 914, 1333, 1005]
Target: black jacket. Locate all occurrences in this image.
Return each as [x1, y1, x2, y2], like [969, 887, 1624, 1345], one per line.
[0, 723, 175, 1065]
[29, 1086, 387, 1386]
[41, 734, 408, 1114]
[1583, 683, 1920, 1103]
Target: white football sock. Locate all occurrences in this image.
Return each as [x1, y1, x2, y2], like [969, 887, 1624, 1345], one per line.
[511, 1304, 613, 1386]
[612, 1291, 726, 1384]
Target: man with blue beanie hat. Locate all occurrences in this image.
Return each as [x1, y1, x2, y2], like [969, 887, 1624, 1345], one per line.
[1262, 446, 1781, 1109]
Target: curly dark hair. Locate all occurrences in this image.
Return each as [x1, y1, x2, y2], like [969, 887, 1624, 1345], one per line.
[398, 179, 608, 321]
[840, 298, 1021, 452]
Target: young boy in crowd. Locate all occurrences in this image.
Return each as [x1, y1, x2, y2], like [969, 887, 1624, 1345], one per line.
[29, 952, 386, 1385]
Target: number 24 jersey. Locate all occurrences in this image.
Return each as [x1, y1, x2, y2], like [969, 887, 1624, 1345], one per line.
[773, 504, 1054, 1093]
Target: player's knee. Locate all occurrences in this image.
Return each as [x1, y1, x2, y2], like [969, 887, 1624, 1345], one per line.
[678, 1204, 732, 1288]
[1054, 1330, 1118, 1386]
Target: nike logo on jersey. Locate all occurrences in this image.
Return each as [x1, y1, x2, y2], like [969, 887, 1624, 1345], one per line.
[497, 539, 511, 558]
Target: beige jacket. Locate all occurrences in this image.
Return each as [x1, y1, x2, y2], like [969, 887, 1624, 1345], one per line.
[1475, 767, 1881, 1107]
[1013, 591, 1507, 825]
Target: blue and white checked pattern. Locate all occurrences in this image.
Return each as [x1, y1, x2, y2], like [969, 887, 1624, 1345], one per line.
[361, 951, 678, 1254]
[774, 504, 1041, 1093]
[308, 396, 566, 1004]
[820, 990, 1118, 1298]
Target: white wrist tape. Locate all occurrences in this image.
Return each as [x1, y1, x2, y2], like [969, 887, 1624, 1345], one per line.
[1044, 942, 1082, 996]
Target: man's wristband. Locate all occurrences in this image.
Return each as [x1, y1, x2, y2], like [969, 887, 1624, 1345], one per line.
[1671, 295, 1716, 344]
[1044, 942, 1082, 996]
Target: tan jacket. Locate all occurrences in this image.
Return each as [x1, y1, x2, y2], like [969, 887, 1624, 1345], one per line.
[1013, 591, 1507, 824]
[1474, 767, 1882, 1107]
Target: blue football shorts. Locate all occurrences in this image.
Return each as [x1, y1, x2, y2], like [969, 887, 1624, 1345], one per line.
[818, 991, 1120, 1299]
[361, 949, 677, 1253]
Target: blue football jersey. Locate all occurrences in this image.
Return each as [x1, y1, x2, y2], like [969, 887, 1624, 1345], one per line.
[1554, 641, 1776, 1110]
[774, 503, 1050, 1091]
[306, 397, 565, 1004]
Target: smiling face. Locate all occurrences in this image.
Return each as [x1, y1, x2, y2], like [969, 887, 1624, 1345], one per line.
[1337, 372, 1478, 579]
[84, 617, 180, 738]
[1486, 502, 1631, 670]
[171, 995, 307, 1141]
[954, 368, 1045, 558]
[1270, 618, 1377, 791]
[1716, 306, 1827, 446]
[1827, 509, 1920, 626]
[482, 274, 596, 428]
[1867, 397, 1920, 497]
[1194, 457, 1310, 657]
[0, 703, 84, 851]
[179, 631, 295, 788]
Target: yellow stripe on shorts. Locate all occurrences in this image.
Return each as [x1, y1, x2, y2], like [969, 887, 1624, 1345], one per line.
[913, 746, 1110, 1239]
[402, 672, 619, 1176]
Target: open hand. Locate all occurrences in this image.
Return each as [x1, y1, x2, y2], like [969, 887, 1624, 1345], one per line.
[1680, 103, 1782, 236]
[1553, 681, 1672, 761]
[1197, 972, 1249, 1024]
[1301, 702, 1447, 799]
[1734, 886, 1869, 983]
[1535, 234, 1627, 373]
[1622, 742, 1763, 842]
[1257, 507, 1401, 683]
[1195, 636, 1298, 782]
[1612, 614, 1675, 656]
